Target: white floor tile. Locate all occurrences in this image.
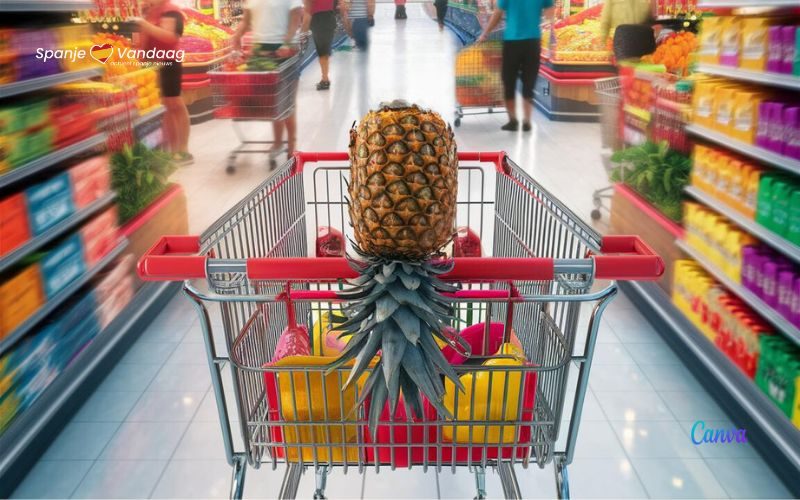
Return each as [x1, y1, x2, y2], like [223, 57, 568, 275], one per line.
[127, 391, 204, 422]
[172, 420, 244, 460]
[95, 363, 162, 393]
[72, 391, 142, 423]
[661, 391, 729, 422]
[567, 458, 648, 498]
[119, 340, 178, 365]
[149, 363, 212, 392]
[72, 460, 167, 499]
[594, 390, 674, 422]
[568, 420, 627, 459]
[100, 421, 189, 460]
[704, 458, 793, 499]
[437, 467, 504, 499]
[610, 420, 700, 459]
[10, 460, 93, 499]
[591, 343, 637, 365]
[362, 468, 438, 499]
[624, 341, 682, 365]
[150, 460, 233, 499]
[295, 468, 364, 499]
[42, 422, 120, 460]
[631, 458, 729, 499]
[639, 363, 704, 393]
[588, 363, 655, 393]
[165, 341, 210, 365]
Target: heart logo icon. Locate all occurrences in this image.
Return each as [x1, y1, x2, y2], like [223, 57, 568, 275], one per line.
[90, 43, 113, 64]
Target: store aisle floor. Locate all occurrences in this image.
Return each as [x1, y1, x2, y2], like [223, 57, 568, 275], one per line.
[11, 5, 794, 499]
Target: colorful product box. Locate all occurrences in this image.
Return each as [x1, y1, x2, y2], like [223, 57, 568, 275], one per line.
[94, 254, 134, 329]
[756, 335, 800, 418]
[740, 18, 774, 71]
[720, 17, 742, 67]
[79, 207, 118, 267]
[781, 26, 797, 74]
[731, 90, 767, 144]
[0, 264, 44, 338]
[24, 173, 75, 236]
[712, 86, 741, 134]
[67, 155, 111, 209]
[698, 17, 726, 65]
[40, 234, 86, 299]
[0, 193, 31, 257]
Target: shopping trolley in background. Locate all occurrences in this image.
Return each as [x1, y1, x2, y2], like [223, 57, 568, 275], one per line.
[138, 151, 663, 499]
[591, 76, 622, 220]
[454, 32, 505, 127]
[209, 35, 307, 174]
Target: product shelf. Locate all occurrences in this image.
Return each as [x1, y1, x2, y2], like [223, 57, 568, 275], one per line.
[697, 0, 800, 7]
[0, 0, 94, 11]
[134, 105, 165, 128]
[0, 133, 107, 190]
[0, 280, 179, 497]
[0, 192, 116, 274]
[621, 280, 800, 496]
[686, 123, 800, 176]
[0, 239, 128, 356]
[684, 186, 800, 265]
[675, 239, 800, 346]
[697, 63, 800, 91]
[0, 68, 103, 99]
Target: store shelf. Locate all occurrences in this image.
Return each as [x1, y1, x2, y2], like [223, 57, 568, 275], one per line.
[686, 124, 800, 175]
[621, 280, 800, 497]
[0, 0, 94, 10]
[697, 63, 800, 91]
[0, 240, 128, 356]
[0, 280, 180, 498]
[0, 68, 103, 99]
[684, 186, 800, 265]
[134, 106, 165, 127]
[0, 133, 107, 190]
[676, 239, 800, 346]
[0, 193, 116, 274]
[698, 0, 800, 7]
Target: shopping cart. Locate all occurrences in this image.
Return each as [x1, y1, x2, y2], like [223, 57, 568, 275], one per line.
[209, 36, 307, 174]
[591, 76, 622, 221]
[138, 151, 663, 499]
[454, 33, 505, 127]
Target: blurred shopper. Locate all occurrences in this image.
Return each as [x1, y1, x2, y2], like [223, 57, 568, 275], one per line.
[232, 0, 303, 157]
[600, 0, 655, 60]
[434, 0, 448, 31]
[394, 0, 407, 20]
[478, 0, 554, 132]
[341, 0, 375, 50]
[304, 0, 336, 90]
[135, 0, 192, 164]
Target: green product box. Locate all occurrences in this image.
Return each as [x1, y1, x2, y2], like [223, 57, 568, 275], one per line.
[769, 179, 794, 236]
[788, 190, 800, 246]
[795, 27, 800, 76]
[756, 336, 800, 418]
[757, 174, 783, 229]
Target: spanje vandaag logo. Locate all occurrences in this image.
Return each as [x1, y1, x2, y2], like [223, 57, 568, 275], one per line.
[35, 44, 185, 65]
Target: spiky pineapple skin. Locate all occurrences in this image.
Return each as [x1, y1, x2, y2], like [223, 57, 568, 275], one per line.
[348, 104, 458, 260]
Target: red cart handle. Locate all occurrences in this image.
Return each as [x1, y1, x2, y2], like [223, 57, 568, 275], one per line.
[138, 235, 663, 282]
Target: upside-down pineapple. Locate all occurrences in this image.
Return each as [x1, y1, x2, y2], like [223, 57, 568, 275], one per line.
[328, 101, 463, 434]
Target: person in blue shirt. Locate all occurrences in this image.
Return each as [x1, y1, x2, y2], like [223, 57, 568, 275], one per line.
[478, 0, 554, 132]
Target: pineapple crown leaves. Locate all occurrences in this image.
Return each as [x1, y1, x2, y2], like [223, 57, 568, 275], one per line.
[327, 245, 466, 436]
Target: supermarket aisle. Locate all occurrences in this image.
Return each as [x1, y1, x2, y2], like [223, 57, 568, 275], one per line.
[10, 5, 793, 500]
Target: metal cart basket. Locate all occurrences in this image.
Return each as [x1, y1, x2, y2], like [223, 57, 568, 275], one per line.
[138, 151, 663, 499]
[454, 33, 505, 127]
[209, 36, 307, 174]
[591, 76, 622, 220]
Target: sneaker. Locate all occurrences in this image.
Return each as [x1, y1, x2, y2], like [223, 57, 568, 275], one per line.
[501, 120, 519, 131]
[174, 152, 194, 165]
[522, 121, 532, 132]
[316, 80, 330, 90]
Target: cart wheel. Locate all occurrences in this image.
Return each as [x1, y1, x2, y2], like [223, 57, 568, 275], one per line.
[313, 466, 328, 499]
[488, 108, 494, 113]
[226, 164, 236, 175]
[455, 118, 461, 128]
[269, 158, 278, 170]
[591, 209, 602, 221]
[555, 457, 570, 500]
[474, 466, 486, 500]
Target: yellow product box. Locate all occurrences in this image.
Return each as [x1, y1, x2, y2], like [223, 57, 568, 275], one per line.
[698, 16, 728, 65]
[719, 17, 742, 66]
[731, 90, 769, 144]
[692, 145, 714, 193]
[727, 160, 749, 212]
[692, 80, 722, 128]
[743, 167, 764, 219]
[716, 156, 734, 205]
[739, 18, 779, 71]
[712, 86, 743, 134]
[0, 265, 44, 338]
[793, 377, 800, 430]
[723, 230, 756, 282]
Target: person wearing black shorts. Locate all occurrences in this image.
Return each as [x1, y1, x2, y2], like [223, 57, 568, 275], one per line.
[478, 0, 554, 132]
[434, 0, 448, 31]
[304, 0, 337, 90]
[136, 0, 192, 164]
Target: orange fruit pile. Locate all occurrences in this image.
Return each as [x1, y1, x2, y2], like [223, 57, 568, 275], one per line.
[643, 31, 697, 76]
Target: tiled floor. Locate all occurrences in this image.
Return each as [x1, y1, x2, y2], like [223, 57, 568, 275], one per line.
[11, 4, 795, 499]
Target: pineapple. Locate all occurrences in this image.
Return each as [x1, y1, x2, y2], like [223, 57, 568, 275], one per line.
[329, 101, 463, 434]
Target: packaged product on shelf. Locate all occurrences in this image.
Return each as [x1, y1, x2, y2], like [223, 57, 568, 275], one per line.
[698, 17, 726, 65]
[24, 172, 75, 236]
[8, 29, 60, 81]
[740, 18, 780, 72]
[730, 89, 768, 144]
[0, 264, 44, 338]
[755, 335, 800, 419]
[720, 17, 742, 67]
[39, 234, 86, 299]
[783, 107, 800, 160]
[692, 78, 723, 128]
[79, 207, 118, 267]
[712, 85, 741, 133]
[67, 155, 112, 209]
[780, 26, 797, 75]
[93, 254, 134, 329]
[0, 194, 31, 257]
[684, 202, 757, 281]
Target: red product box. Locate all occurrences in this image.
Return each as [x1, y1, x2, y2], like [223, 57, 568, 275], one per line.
[94, 254, 134, 329]
[0, 193, 31, 257]
[68, 155, 111, 209]
[79, 207, 118, 266]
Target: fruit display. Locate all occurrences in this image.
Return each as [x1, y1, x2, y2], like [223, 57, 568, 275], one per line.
[642, 31, 697, 76]
[114, 68, 160, 114]
[455, 43, 503, 107]
[326, 102, 460, 434]
[181, 8, 233, 63]
[92, 32, 139, 78]
[546, 5, 611, 63]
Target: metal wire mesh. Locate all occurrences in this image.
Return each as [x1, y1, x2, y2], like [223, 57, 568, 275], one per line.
[594, 77, 622, 150]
